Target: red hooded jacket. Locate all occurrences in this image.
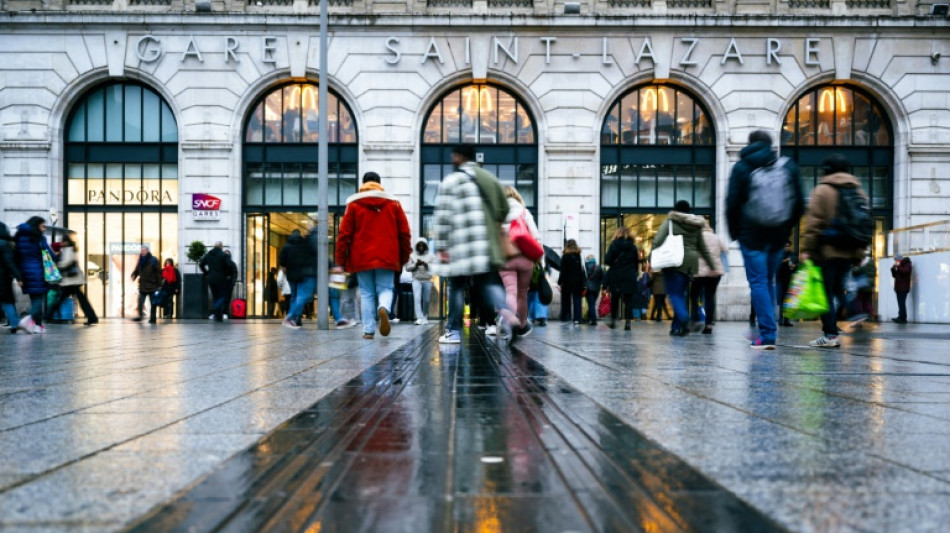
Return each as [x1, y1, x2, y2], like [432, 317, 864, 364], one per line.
[335, 182, 412, 273]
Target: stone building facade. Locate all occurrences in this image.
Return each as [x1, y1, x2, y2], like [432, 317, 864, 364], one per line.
[0, 0, 947, 318]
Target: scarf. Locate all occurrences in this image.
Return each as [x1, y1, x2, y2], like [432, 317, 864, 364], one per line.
[162, 264, 177, 284]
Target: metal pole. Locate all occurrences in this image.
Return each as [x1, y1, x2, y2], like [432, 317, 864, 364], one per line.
[316, 0, 329, 330]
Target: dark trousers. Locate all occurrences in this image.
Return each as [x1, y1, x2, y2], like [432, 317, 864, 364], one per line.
[564, 290, 583, 323]
[611, 291, 634, 321]
[585, 291, 599, 323]
[136, 291, 157, 321]
[650, 294, 670, 320]
[690, 276, 721, 326]
[209, 280, 229, 320]
[48, 285, 98, 322]
[819, 258, 853, 336]
[896, 290, 909, 321]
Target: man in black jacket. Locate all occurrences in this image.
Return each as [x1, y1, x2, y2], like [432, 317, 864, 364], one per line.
[726, 130, 805, 349]
[199, 242, 231, 322]
[278, 229, 317, 329]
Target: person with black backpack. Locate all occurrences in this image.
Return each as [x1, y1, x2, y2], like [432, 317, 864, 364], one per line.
[801, 154, 874, 348]
[727, 130, 805, 350]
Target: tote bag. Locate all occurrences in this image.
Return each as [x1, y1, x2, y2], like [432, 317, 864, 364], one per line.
[42, 249, 63, 284]
[510, 213, 544, 261]
[651, 221, 684, 270]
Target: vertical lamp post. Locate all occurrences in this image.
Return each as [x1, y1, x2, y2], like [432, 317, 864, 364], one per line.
[316, 0, 330, 330]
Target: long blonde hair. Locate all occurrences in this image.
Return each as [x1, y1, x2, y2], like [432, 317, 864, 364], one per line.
[612, 226, 632, 241]
[504, 186, 524, 205]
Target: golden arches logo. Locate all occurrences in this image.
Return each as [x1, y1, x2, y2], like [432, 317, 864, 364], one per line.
[463, 85, 494, 114]
[641, 87, 670, 113]
[818, 88, 848, 114]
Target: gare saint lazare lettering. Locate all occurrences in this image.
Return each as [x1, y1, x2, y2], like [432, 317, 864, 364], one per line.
[133, 34, 825, 70]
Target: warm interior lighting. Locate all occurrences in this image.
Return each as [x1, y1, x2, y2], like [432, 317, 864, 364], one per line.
[301, 85, 318, 111]
[464, 85, 493, 114]
[818, 88, 848, 114]
[641, 87, 670, 113]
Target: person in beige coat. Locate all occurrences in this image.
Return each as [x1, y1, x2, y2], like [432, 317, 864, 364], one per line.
[46, 234, 98, 325]
[801, 154, 870, 348]
[690, 221, 727, 334]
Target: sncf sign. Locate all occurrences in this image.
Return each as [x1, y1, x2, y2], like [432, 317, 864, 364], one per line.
[192, 194, 221, 221]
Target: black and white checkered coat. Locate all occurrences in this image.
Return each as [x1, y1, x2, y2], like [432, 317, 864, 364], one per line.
[433, 164, 501, 278]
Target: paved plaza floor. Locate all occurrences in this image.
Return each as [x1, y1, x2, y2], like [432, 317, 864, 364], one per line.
[1, 318, 949, 532]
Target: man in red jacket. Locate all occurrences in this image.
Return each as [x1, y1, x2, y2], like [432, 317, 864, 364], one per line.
[335, 172, 412, 339]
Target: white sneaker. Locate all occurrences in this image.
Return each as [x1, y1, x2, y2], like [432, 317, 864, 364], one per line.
[414, 319, 425, 325]
[485, 325, 497, 336]
[336, 319, 357, 329]
[496, 317, 513, 344]
[208, 314, 214, 320]
[390, 317, 401, 324]
[223, 314, 229, 320]
[31, 324, 46, 334]
[809, 335, 841, 348]
[423, 318, 430, 325]
[439, 331, 461, 344]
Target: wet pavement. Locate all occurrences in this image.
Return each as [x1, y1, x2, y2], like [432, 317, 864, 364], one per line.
[1, 319, 949, 532]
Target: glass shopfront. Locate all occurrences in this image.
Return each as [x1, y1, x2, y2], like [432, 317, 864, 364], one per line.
[243, 82, 358, 317]
[420, 82, 538, 248]
[64, 82, 179, 318]
[600, 84, 716, 259]
[781, 84, 894, 259]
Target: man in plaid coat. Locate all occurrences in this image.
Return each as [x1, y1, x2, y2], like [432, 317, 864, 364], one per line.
[433, 145, 518, 344]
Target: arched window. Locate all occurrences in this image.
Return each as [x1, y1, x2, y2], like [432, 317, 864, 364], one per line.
[782, 85, 894, 253]
[600, 84, 716, 258]
[64, 82, 179, 318]
[242, 82, 359, 316]
[420, 83, 538, 239]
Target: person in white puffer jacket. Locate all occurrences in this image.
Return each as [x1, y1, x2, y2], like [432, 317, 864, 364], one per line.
[406, 237, 436, 325]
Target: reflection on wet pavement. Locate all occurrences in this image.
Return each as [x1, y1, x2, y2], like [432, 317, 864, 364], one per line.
[128, 327, 782, 532]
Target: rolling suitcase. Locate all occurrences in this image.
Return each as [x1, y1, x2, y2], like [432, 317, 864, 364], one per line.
[230, 282, 247, 319]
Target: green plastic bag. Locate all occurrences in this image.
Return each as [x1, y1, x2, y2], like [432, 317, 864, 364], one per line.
[783, 260, 829, 320]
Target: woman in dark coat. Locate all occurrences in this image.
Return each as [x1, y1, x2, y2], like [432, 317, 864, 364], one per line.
[0, 222, 25, 333]
[14, 216, 56, 333]
[557, 240, 586, 325]
[605, 226, 640, 330]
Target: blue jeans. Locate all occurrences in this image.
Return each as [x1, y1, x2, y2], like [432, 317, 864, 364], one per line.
[329, 287, 343, 322]
[356, 269, 395, 334]
[288, 276, 316, 323]
[663, 270, 691, 331]
[447, 273, 507, 334]
[528, 291, 548, 320]
[741, 244, 784, 343]
[2, 303, 20, 329]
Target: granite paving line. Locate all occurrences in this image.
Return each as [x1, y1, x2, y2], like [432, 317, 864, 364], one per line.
[125, 327, 785, 533]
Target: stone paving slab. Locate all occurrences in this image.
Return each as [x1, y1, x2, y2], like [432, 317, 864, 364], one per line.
[0, 320, 432, 530]
[518, 320, 950, 533]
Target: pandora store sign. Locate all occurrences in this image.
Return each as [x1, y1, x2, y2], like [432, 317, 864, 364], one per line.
[135, 34, 828, 71]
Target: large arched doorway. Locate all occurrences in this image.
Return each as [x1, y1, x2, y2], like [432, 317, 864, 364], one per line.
[242, 82, 358, 317]
[600, 84, 716, 259]
[64, 82, 179, 318]
[781, 84, 894, 258]
[419, 82, 538, 246]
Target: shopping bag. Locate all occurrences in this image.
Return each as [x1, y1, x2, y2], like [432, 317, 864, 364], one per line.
[651, 221, 684, 270]
[598, 291, 612, 318]
[42, 250, 62, 284]
[509, 213, 544, 261]
[783, 260, 829, 320]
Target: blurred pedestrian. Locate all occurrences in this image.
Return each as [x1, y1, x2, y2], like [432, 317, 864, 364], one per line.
[278, 229, 316, 329]
[690, 220, 726, 334]
[776, 241, 796, 327]
[432, 144, 518, 344]
[13, 216, 56, 334]
[851, 254, 876, 323]
[46, 234, 98, 326]
[726, 130, 804, 350]
[891, 254, 912, 323]
[336, 171, 412, 340]
[407, 238, 435, 325]
[649, 269, 671, 321]
[557, 239, 586, 325]
[131, 245, 161, 324]
[265, 267, 280, 318]
[200, 242, 232, 322]
[160, 258, 181, 319]
[801, 154, 872, 348]
[276, 266, 292, 317]
[652, 201, 717, 336]
[223, 249, 238, 320]
[605, 226, 639, 330]
[499, 186, 540, 336]
[0, 222, 25, 334]
[584, 255, 604, 325]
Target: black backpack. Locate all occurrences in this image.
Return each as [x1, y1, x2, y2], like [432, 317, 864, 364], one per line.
[821, 184, 874, 249]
